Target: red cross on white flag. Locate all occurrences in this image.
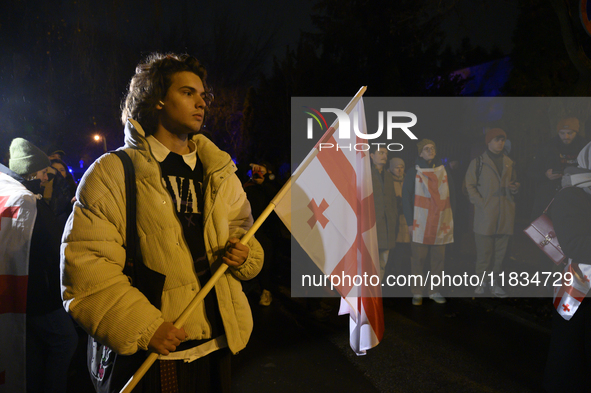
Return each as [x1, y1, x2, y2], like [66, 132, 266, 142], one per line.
[0, 171, 38, 392]
[274, 88, 384, 355]
[412, 166, 454, 245]
[554, 260, 591, 320]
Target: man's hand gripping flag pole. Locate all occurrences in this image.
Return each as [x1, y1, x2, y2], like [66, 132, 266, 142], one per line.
[121, 86, 370, 392]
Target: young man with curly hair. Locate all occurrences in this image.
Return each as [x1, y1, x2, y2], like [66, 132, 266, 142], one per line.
[61, 53, 264, 392]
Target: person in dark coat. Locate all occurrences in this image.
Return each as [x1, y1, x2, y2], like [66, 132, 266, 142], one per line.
[528, 117, 588, 220]
[369, 145, 398, 279]
[44, 158, 77, 231]
[544, 140, 591, 392]
[243, 161, 279, 306]
[6, 138, 77, 393]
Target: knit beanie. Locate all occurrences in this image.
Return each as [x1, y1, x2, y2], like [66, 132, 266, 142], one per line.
[390, 157, 405, 168]
[485, 128, 507, 145]
[557, 117, 579, 133]
[9, 138, 51, 176]
[417, 139, 436, 154]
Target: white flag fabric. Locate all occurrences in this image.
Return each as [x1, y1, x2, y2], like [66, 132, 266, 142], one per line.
[0, 172, 37, 392]
[554, 260, 591, 320]
[275, 96, 384, 355]
[412, 165, 454, 245]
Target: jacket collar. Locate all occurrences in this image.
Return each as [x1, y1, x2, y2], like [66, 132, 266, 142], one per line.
[146, 135, 198, 170]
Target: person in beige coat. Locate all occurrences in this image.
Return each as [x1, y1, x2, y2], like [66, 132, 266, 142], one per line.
[61, 53, 263, 392]
[465, 128, 519, 297]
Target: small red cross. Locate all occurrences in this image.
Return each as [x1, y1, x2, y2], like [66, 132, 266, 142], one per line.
[307, 198, 330, 229]
[440, 222, 451, 234]
[562, 303, 571, 312]
[0, 196, 21, 231]
[412, 219, 420, 231]
[584, 275, 590, 283]
[442, 175, 448, 184]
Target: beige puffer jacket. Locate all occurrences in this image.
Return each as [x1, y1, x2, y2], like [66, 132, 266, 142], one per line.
[61, 119, 263, 355]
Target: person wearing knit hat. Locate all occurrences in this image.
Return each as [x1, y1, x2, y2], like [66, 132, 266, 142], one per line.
[485, 128, 507, 146]
[465, 128, 519, 298]
[527, 117, 588, 220]
[416, 138, 436, 155]
[9, 138, 51, 181]
[557, 117, 579, 133]
[402, 138, 454, 306]
[0, 140, 78, 391]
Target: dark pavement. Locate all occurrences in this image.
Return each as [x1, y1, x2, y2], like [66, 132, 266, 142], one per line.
[67, 287, 552, 393]
[232, 288, 551, 393]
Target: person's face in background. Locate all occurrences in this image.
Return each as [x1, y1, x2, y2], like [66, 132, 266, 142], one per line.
[52, 162, 67, 178]
[251, 164, 267, 185]
[34, 167, 49, 184]
[488, 136, 506, 154]
[419, 144, 436, 162]
[558, 129, 577, 145]
[389, 160, 405, 177]
[370, 148, 388, 167]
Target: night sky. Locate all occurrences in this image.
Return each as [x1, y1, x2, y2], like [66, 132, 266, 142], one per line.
[0, 0, 570, 173]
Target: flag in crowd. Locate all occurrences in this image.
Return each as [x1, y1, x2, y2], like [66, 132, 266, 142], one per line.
[412, 166, 453, 245]
[553, 260, 591, 320]
[0, 172, 37, 392]
[274, 90, 384, 355]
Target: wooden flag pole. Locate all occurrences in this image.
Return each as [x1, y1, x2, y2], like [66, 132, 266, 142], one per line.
[120, 86, 368, 392]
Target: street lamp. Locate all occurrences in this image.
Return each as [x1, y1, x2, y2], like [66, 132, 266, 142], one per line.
[93, 134, 107, 153]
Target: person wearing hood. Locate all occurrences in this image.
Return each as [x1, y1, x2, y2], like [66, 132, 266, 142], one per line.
[61, 53, 263, 392]
[544, 140, 591, 392]
[527, 117, 588, 220]
[402, 139, 455, 306]
[0, 138, 77, 393]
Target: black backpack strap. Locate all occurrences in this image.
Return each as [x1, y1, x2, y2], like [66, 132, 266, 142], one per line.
[111, 150, 138, 279]
[111, 150, 165, 309]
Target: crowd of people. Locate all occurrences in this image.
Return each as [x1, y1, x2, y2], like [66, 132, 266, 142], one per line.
[370, 119, 588, 306]
[367, 118, 591, 392]
[1, 49, 590, 393]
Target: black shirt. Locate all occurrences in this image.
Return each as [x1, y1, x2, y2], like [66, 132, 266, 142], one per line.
[158, 151, 223, 341]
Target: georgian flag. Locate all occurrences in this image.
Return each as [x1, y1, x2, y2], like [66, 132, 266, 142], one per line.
[0, 172, 37, 392]
[412, 165, 454, 245]
[275, 94, 384, 355]
[554, 260, 591, 320]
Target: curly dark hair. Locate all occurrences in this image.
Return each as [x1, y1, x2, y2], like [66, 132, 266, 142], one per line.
[121, 53, 213, 135]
